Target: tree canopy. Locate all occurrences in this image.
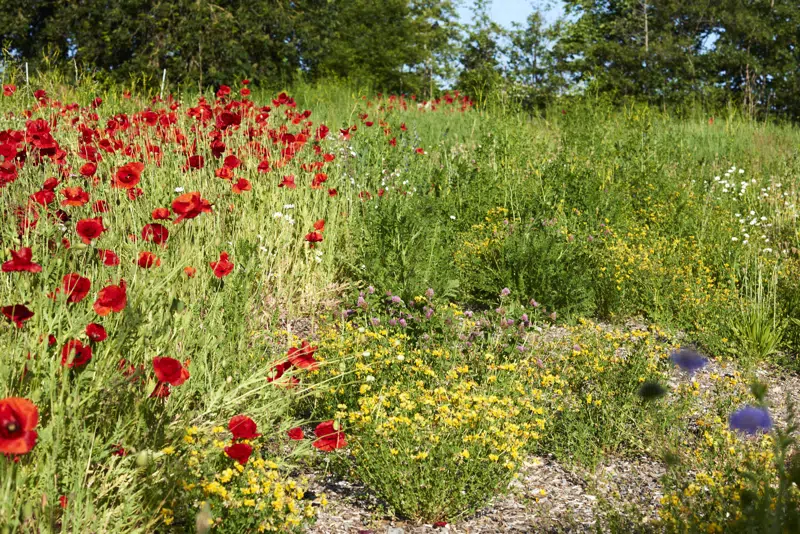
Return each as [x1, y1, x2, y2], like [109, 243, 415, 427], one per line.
[1, 0, 799, 118]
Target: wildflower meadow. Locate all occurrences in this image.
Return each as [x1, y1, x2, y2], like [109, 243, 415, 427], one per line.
[0, 75, 799, 534]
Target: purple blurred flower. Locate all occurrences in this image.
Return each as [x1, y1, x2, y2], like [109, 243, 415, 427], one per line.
[516, 345, 528, 353]
[371, 317, 380, 326]
[500, 287, 511, 297]
[388, 318, 398, 327]
[425, 306, 434, 320]
[399, 318, 407, 328]
[367, 286, 375, 295]
[729, 406, 772, 435]
[464, 311, 473, 318]
[530, 299, 540, 308]
[357, 295, 368, 309]
[670, 348, 708, 374]
[425, 288, 435, 299]
[390, 295, 402, 305]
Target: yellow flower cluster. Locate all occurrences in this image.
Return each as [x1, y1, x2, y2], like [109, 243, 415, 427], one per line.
[167, 426, 321, 533]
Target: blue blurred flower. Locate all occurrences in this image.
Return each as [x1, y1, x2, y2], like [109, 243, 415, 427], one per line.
[670, 348, 708, 374]
[729, 406, 772, 435]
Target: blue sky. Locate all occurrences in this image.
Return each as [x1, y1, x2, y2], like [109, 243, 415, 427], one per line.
[456, 0, 564, 29]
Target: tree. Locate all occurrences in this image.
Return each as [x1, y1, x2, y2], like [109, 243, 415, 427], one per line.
[505, 10, 563, 107]
[705, 0, 800, 118]
[553, 0, 716, 105]
[456, 0, 504, 105]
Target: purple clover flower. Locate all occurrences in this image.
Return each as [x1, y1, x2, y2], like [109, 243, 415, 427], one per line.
[425, 288, 435, 299]
[729, 406, 772, 435]
[500, 287, 511, 297]
[670, 348, 708, 374]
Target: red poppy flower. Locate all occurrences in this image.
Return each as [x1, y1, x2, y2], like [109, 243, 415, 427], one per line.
[97, 249, 120, 266]
[112, 162, 145, 190]
[224, 442, 252, 465]
[2, 304, 34, 328]
[86, 323, 107, 342]
[328, 188, 338, 197]
[171, 192, 212, 223]
[0, 397, 38, 455]
[240, 87, 251, 97]
[93, 280, 127, 316]
[287, 341, 318, 370]
[61, 187, 90, 207]
[137, 251, 160, 269]
[2, 84, 16, 97]
[111, 444, 128, 456]
[228, 415, 260, 440]
[152, 356, 189, 386]
[232, 178, 251, 194]
[127, 188, 144, 201]
[210, 251, 234, 278]
[61, 339, 93, 368]
[287, 427, 304, 440]
[216, 85, 231, 98]
[311, 173, 327, 189]
[278, 175, 296, 189]
[223, 155, 241, 169]
[257, 160, 271, 173]
[141, 223, 169, 245]
[92, 200, 109, 213]
[267, 361, 292, 383]
[59, 496, 68, 509]
[215, 166, 234, 180]
[61, 274, 91, 303]
[187, 155, 205, 170]
[2, 247, 42, 273]
[313, 219, 325, 232]
[30, 189, 55, 207]
[149, 382, 171, 398]
[151, 207, 171, 220]
[184, 266, 196, 278]
[304, 231, 323, 246]
[76, 217, 106, 244]
[79, 162, 97, 177]
[312, 420, 347, 452]
[43, 177, 59, 190]
[323, 153, 335, 162]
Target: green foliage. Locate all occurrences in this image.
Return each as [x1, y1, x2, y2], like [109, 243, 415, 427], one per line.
[0, 0, 460, 94]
